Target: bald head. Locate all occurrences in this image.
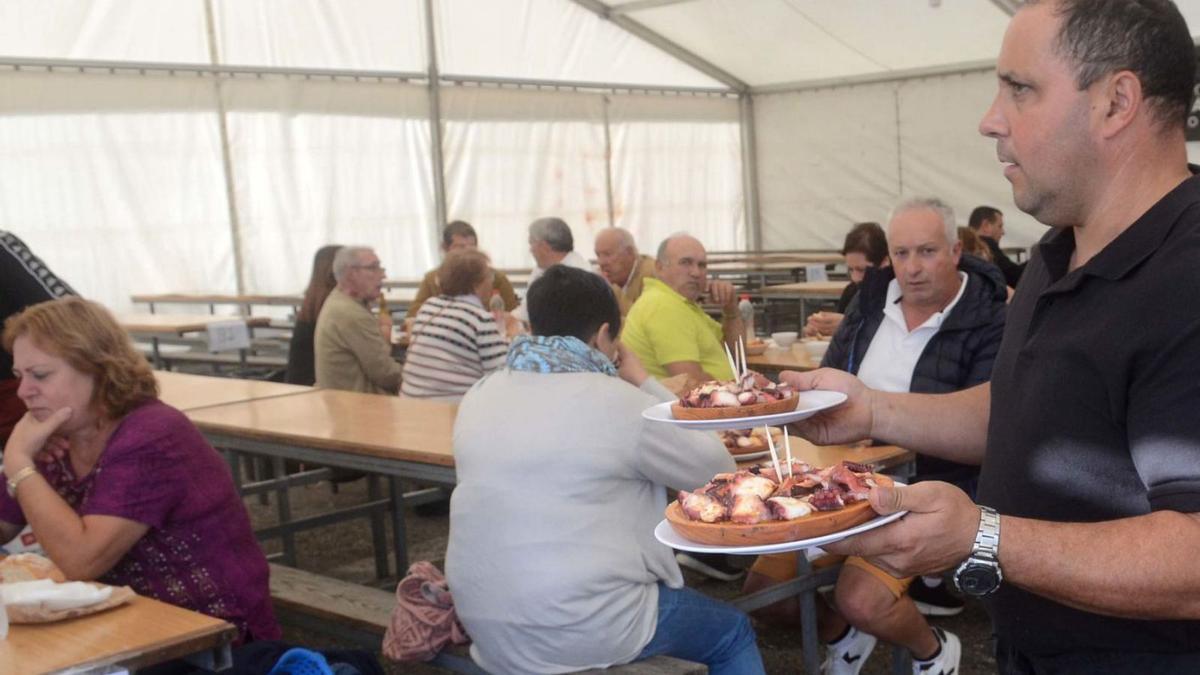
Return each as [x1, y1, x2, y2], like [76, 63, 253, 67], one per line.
[594, 227, 639, 285]
[655, 233, 708, 302]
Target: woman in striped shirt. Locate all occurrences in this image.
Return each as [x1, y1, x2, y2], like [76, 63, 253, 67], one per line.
[401, 250, 509, 401]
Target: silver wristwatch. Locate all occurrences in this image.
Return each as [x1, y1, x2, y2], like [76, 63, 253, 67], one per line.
[953, 505, 1003, 597]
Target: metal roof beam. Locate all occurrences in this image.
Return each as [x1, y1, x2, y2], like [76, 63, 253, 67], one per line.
[568, 0, 747, 92]
[751, 58, 997, 95]
[609, 0, 703, 15]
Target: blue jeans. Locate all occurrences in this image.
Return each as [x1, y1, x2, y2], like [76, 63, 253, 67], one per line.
[637, 583, 765, 675]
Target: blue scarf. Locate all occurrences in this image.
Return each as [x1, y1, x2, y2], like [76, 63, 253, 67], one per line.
[506, 335, 618, 377]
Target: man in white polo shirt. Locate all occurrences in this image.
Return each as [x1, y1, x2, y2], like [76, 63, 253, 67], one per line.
[745, 197, 1007, 675]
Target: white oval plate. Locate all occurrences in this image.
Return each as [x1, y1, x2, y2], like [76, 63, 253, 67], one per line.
[729, 450, 769, 462]
[654, 509, 907, 555]
[642, 389, 848, 431]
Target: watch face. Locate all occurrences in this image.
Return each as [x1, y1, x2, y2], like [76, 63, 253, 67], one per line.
[958, 564, 1000, 596]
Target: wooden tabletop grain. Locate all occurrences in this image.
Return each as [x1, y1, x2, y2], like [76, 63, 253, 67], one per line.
[0, 594, 235, 675]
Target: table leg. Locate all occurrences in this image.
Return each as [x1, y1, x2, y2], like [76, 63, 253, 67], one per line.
[272, 456, 297, 566]
[151, 336, 163, 369]
[389, 477, 409, 574]
[797, 554, 821, 674]
[367, 475, 389, 579]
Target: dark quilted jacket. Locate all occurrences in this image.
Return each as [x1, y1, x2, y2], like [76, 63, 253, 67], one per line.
[821, 254, 1007, 485]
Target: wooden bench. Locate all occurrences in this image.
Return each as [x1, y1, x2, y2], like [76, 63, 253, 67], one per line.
[268, 564, 706, 674]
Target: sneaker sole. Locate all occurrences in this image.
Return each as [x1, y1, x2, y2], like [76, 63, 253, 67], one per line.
[675, 554, 746, 582]
[913, 600, 964, 617]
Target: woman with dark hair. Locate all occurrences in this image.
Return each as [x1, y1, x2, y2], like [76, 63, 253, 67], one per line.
[805, 222, 890, 337]
[400, 250, 509, 401]
[286, 244, 342, 385]
[0, 297, 278, 644]
[446, 266, 763, 674]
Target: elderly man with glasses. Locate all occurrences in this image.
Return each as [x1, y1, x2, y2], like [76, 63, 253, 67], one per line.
[314, 245, 402, 395]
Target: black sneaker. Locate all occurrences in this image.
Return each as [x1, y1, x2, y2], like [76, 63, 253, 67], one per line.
[908, 580, 965, 617]
[675, 552, 745, 581]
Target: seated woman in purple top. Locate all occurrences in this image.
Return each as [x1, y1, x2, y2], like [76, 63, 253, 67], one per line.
[0, 297, 279, 644]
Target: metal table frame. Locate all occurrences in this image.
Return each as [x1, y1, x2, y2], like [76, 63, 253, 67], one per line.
[204, 431, 456, 579]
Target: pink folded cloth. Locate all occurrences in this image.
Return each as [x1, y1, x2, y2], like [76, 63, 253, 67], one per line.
[383, 561, 470, 662]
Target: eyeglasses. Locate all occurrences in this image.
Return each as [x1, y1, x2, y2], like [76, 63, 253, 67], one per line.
[352, 263, 385, 272]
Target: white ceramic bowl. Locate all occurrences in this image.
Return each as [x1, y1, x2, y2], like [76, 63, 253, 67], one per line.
[803, 339, 830, 361]
[771, 331, 799, 348]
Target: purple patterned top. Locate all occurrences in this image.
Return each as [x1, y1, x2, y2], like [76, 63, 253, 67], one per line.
[0, 399, 279, 643]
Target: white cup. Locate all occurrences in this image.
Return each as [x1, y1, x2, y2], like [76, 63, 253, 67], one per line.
[771, 331, 799, 348]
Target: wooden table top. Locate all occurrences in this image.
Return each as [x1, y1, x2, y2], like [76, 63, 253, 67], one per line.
[0, 594, 235, 675]
[118, 313, 272, 335]
[185, 389, 457, 467]
[756, 281, 850, 297]
[155, 371, 314, 412]
[746, 345, 817, 372]
[738, 436, 914, 472]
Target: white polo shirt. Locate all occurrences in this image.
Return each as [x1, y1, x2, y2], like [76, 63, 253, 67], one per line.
[856, 272, 969, 393]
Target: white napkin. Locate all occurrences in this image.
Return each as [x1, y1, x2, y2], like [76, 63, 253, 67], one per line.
[1, 579, 112, 611]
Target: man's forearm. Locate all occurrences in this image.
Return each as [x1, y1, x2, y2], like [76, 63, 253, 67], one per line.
[1001, 511, 1200, 619]
[721, 314, 745, 349]
[870, 383, 989, 465]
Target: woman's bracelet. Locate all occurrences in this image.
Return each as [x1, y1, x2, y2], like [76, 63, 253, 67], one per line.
[6, 465, 39, 498]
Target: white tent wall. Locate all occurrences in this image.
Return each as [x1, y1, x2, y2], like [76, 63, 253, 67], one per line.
[608, 93, 744, 254]
[755, 68, 1044, 251]
[222, 78, 437, 296]
[440, 86, 744, 270]
[441, 86, 609, 269]
[0, 70, 237, 310]
[755, 82, 901, 251]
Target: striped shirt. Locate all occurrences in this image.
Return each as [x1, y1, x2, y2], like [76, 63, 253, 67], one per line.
[400, 295, 509, 401]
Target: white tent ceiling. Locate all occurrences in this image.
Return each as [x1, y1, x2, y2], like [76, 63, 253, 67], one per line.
[7, 1, 1200, 92]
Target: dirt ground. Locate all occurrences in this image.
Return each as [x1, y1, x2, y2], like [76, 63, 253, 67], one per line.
[249, 478, 997, 674]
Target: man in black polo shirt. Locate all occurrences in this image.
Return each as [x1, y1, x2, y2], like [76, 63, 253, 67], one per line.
[783, 1, 1200, 672]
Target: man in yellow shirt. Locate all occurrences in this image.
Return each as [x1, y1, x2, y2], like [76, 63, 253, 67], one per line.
[623, 234, 744, 385]
[407, 221, 520, 319]
[593, 227, 656, 315]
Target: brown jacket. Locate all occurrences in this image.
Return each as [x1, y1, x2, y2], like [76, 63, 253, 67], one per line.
[613, 255, 657, 315]
[315, 288, 403, 394]
[406, 269, 520, 319]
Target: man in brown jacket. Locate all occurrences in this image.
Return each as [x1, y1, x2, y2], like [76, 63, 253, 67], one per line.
[593, 227, 655, 315]
[406, 221, 520, 319]
[315, 246, 403, 394]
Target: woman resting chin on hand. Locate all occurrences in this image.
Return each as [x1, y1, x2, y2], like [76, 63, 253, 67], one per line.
[0, 297, 279, 644]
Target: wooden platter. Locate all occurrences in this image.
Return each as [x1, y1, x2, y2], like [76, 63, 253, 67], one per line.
[671, 393, 798, 421]
[665, 474, 893, 546]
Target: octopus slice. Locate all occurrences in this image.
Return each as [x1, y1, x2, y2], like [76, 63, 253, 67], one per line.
[809, 488, 846, 512]
[767, 496, 813, 520]
[678, 490, 728, 523]
[730, 493, 772, 524]
[731, 472, 778, 501]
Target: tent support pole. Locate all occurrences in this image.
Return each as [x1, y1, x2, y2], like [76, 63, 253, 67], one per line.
[202, 0, 246, 296]
[602, 96, 616, 229]
[739, 94, 762, 252]
[423, 0, 449, 241]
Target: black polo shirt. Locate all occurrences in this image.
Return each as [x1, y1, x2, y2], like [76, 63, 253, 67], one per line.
[978, 173, 1200, 661]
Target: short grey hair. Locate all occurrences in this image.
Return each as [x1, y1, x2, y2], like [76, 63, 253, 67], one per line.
[598, 227, 637, 253]
[529, 217, 574, 253]
[889, 197, 957, 247]
[332, 246, 373, 282]
[656, 231, 692, 263]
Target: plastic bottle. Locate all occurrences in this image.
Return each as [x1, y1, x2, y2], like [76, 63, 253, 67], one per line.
[738, 294, 755, 341]
[489, 290, 505, 313]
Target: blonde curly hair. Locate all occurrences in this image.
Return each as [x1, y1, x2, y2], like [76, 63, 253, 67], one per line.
[3, 297, 158, 419]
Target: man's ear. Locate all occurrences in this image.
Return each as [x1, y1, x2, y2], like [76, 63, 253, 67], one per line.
[1095, 70, 1142, 139]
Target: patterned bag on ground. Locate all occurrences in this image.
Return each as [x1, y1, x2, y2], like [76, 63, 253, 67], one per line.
[382, 561, 469, 661]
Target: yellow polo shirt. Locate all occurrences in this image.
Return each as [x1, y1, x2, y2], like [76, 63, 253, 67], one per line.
[622, 277, 734, 381]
